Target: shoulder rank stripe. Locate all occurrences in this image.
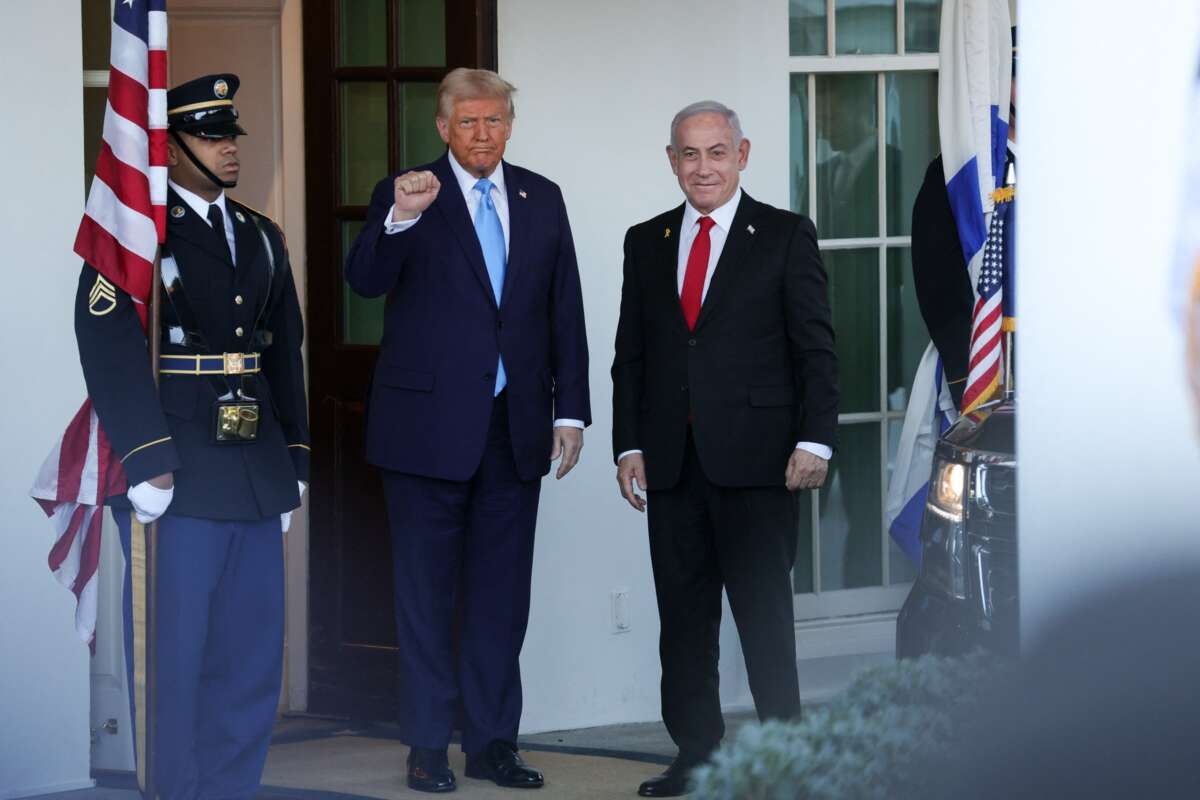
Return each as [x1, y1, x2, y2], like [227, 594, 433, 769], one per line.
[89, 275, 117, 316]
[121, 436, 173, 462]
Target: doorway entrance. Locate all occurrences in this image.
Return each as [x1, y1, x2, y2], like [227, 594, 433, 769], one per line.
[303, 0, 497, 719]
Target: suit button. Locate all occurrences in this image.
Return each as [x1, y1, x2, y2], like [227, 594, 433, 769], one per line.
[681, 385, 687, 392]
[234, 294, 244, 305]
[497, 320, 504, 329]
[688, 338, 697, 347]
[235, 326, 244, 337]
[484, 372, 494, 381]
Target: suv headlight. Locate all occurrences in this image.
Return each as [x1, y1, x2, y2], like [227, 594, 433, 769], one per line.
[919, 458, 968, 600]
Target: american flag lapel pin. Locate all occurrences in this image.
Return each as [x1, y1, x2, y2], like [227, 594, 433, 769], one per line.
[747, 224, 756, 235]
[518, 190, 527, 199]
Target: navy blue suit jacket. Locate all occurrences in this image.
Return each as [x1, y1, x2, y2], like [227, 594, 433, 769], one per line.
[345, 154, 590, 482]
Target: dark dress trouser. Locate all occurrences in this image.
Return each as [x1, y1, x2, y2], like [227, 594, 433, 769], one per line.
[116, 510, 284, 800]
[646, 430, 802, 762]
[381, 392, 542, 753]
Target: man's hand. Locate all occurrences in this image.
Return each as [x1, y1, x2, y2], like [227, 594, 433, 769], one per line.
[550, 427, 583, 479]
[616, 453, 647, 512]
[786, 449, 828, 492]
[392, 170, 441, 222]
[128, 472, 175, 524]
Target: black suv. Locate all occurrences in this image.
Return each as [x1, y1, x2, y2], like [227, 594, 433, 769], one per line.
[896, 399, 1018, 657]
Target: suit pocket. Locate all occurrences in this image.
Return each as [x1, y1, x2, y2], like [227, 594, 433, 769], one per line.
[376, 365, 434, 392]
[748, 385, 795, 407]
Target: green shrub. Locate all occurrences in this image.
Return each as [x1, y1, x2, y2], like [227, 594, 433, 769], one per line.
[690, 652, 1010, 800]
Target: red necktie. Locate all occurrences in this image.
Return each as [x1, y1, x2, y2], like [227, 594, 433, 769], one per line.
[680, 216, 715, 331]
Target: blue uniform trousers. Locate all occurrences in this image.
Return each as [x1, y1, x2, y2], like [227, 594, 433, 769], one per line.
[116, 510, 284, 800]
[381, 392, 542, 753]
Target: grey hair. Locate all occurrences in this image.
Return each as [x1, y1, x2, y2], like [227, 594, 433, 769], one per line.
[436, 67, 517, 120]
[669, 100, 744, 151]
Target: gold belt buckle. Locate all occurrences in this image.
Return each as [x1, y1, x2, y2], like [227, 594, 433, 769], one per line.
[224, 352, 245, 375]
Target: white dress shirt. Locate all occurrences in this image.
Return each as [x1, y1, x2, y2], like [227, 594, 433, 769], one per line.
[618, 188, 832, 463]
[169, 179, 236, 267]
[382, 156, 581, 431]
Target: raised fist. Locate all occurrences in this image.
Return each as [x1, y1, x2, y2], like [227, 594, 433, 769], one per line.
[391, 170, 441, 221]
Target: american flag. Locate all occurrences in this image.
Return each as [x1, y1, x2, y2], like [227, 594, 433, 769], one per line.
[961, 185, 1012, 415]
[29, 0, 168, 646]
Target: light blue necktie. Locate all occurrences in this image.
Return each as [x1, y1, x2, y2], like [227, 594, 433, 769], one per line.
[474, 178, 507, 395]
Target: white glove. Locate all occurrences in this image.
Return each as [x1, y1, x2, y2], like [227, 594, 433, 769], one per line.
[281, 482, 307, 532]
[128, 481, 173, 524]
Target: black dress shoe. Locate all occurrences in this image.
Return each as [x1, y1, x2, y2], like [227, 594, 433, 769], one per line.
[407, 747, 456, 793]
[464, 740, 544, 788]
[637, 759, 699, 797]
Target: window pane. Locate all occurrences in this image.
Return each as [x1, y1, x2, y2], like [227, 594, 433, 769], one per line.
[789, 74, 810, 219]
[81, 0, 112, 72]
[905, 0, 942, 53]
[887, 248, 929, 410]
[399, 0, 446, 66]
[887, 420, 919, 584]
[340, 82, 388, 205]
[400, 82, 444, 167]
[789, 0, 828, 56]
[826, 248, 880, 414]
[816, 73, 878, 239]
[343, 221, 385, 345]
[886, 71, 939, 236]
[340, 0, 387, 67]
[83, 87, 107, 192]
[793, 489, 814, 594]
[819, 422, 883, 590]
[836, 0, 898, 55]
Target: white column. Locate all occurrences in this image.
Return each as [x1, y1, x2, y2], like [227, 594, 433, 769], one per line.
[0, 1, 94, 795]
[1018, 1, 1200, 640]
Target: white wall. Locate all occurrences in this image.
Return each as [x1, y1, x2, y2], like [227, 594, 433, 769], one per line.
[1019, 2, 1200, 638]
[501, 0, 795, 732]
[0, 1, 94, 795]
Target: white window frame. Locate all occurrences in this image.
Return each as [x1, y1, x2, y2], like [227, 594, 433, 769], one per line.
[792, 0, 939, 622]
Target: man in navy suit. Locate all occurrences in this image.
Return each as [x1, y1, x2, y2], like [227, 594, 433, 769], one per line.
[345, 67, 590, 793]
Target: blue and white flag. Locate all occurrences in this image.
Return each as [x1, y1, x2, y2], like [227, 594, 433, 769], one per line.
[886, 0, 1011, 565]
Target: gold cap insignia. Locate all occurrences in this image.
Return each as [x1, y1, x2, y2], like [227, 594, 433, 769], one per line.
[171, 205, 185, 219]
[235, 210, 246, 223]
[213, 79, 229, 99]
[88, 275, 117, 316]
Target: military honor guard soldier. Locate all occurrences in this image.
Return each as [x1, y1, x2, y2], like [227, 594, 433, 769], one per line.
[74, 74, 309, 798]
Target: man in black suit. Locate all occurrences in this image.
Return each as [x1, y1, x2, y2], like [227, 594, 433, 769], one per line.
[611, 101, 838, 797]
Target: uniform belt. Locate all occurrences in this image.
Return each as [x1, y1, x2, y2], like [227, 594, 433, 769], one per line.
[159, 352, 261, 375]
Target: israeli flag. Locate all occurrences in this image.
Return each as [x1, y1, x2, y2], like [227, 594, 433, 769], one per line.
[886, 0, 1012, 565]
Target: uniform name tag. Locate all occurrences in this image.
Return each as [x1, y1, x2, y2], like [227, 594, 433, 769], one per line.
[214, 401, 260, 443]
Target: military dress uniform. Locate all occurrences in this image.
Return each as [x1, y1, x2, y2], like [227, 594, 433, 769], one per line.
[74, 75, 309, 799]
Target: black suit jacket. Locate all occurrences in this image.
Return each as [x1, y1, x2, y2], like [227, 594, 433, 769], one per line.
[611, 192, 838, 490]
[911, 156, 975, 408]
[75, 189, 309, 520]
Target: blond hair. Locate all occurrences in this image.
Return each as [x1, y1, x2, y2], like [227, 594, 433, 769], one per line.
[436, 68, 516, 120]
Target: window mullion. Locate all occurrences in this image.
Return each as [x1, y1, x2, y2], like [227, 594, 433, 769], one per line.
[877, 71, 890, 587]
[897, 0, 907, 56]
[826, 0, 835, 55]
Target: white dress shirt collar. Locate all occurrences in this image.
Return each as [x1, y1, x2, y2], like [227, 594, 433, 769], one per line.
[447, 153, 506, 200]
[169, 179, 227, 221]
[682, 186, 742, 234]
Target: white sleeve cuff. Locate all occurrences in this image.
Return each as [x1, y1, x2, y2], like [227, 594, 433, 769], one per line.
[553, 419, 585, 429]
[383, 205, 420, 234]
[617, 449, 643, 462]
[795, 441, 833, 461]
